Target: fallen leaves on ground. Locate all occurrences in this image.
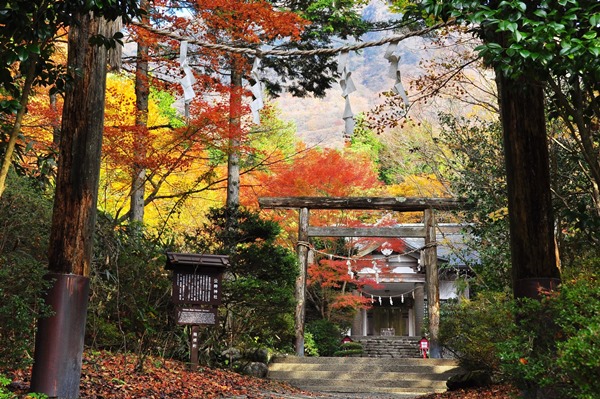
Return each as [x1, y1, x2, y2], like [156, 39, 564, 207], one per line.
[8, 351, 310, 399]
[417, 384, 519, 399]
[7, 352, 519, 399]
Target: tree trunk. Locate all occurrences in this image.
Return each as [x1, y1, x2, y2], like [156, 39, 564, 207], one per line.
[30, 12, 112, 398]
[496, 73, 561, 298]
[226, 62, 243, 211]
[0, 54, 38, 199]
[130, 0, 149, 225]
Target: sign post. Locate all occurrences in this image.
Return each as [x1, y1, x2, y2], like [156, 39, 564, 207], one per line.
[165, 252, 228, 370]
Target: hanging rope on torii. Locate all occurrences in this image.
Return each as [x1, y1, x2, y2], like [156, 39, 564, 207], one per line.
[258, 196, 471, 358]
[132, 20, 454, 137]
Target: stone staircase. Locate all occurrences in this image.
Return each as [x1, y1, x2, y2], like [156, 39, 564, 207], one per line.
[268, 356, 462, 397]
[357, 336, 422, 358]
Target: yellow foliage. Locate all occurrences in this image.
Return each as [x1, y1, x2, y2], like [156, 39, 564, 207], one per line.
[99, 73, 218, 233]
[488, 207, 509, 221]
[386, 173, 449, 198]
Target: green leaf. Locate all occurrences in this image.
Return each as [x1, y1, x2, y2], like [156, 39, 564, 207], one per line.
[16, 47, 29, 62]
[498, 20, 518, 32]
[559, 43, 573, 56]
[591, 13, 600, 27]
[487, 42, 504, 51]
[26, 44, 41, 55]
[514, 30, 525, 42]
[518, 49, 532, 58]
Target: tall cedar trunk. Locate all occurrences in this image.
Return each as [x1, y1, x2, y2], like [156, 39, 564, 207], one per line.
[30, 13, 110, 398]
[48, 13, 109, 276]
[226, 62, 242, 211]
[496, 72, 561, 298]
[130, 0, 149, 224]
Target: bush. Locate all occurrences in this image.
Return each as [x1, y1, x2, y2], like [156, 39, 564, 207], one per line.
[306, 319, 343, 357]
[0, 374, 16, 399]
[439, 292, 513, 373]
[333, 341, 363, 357]
[498, 269, 600, 399]
[184, 207, 297, 359]
[87, 218, 183, 369]
[304, 332, 319, 356]
[0, 173, 53, 371]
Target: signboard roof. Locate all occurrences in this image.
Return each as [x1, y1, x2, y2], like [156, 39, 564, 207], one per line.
[165, 252, 229, 271]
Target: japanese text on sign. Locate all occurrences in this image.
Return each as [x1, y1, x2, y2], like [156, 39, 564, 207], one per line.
[174, 273, 220, 304]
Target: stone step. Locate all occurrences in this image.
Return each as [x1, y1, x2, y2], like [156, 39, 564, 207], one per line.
[269, 363, 458, 374]
[268, 357, 462, 395]
[268, 370, 455, 381]
[356, 337, 423, 358]
[271, 356, 455, 366]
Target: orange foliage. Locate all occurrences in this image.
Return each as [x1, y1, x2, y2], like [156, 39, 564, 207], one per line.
[253, 147, 383, 198]
[244, 146, 384, 247]
[308, 259, 379, 319]
[132, 0, 308, 125]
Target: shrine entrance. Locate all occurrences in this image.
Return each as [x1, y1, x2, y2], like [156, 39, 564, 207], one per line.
[370, 306, 409, 336]
[258, 196, 470, 358]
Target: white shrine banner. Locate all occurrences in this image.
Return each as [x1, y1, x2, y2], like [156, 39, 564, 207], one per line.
[179, 41, 196, 102]
[384, 41, 409, 106]
[249, 57, 264, 124]
[338, 51, 356, 137]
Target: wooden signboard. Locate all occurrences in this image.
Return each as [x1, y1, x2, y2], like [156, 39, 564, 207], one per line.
[165, 252, 228, 306]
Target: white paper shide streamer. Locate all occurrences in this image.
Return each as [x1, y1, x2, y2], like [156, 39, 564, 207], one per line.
[384, 42, 409, 106]
[338, 51, 356, 138]
[250, 57, 264, 124]
[179, 41, 196, 103]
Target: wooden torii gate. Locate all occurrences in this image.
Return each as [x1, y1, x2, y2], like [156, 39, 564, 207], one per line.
[258, 196, 469, 358]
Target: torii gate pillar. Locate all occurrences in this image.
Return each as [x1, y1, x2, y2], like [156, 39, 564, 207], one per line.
[424, 208, 441, 358]
[295, 208, 309, 356]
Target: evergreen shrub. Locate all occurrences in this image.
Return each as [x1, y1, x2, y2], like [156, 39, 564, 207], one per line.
[306, 319, 342, 357]
[439, 292, 513, 373]
[333, 341, 363, 357]
[87, 219, 183, 369]
[184, 207, 298, 363]
[304, 331, 319, 356]
[498, 267, 600, 399]
[0, 174, 52, 371]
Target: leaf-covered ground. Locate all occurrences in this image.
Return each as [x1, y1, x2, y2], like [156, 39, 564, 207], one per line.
[416, 385, 519, 399]
[7, 352, 519, 399]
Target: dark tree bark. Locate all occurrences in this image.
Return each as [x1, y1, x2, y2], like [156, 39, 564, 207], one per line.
[30, 12, 112, 398]
[47, 13, 109, 276]
[496, 73, 561, 299]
